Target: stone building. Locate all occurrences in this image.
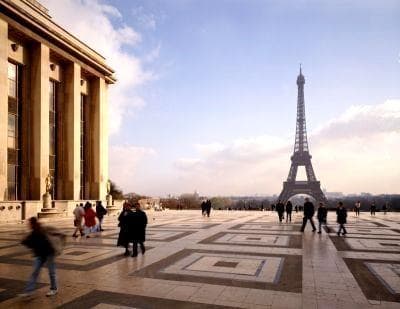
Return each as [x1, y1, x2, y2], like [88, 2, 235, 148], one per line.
[0, 0, 115, 221]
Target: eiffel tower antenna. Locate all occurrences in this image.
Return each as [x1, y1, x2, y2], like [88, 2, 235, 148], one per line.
[278, 68, 327, 203]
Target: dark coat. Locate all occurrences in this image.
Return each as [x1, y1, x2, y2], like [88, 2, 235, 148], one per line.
[276, 203, 285, 214]
[96, 203, 107, 219]
[22, 229, 54, 259]
[130, 210, 148, 242]
[285, 202, 293, 213]
[336, 207, 347, 224]
[303, 201, 315, 218]
[117, 209, 132, 247]
[317, 207, 328, 222]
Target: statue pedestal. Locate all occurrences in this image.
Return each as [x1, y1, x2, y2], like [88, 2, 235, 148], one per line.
[38, 193, 61, 219]
[106, 194, 119, 215]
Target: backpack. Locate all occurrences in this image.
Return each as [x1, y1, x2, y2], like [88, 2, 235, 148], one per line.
[44, 226, 67, 256]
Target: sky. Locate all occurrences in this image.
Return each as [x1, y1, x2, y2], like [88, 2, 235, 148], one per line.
[42, 0, 400, 197]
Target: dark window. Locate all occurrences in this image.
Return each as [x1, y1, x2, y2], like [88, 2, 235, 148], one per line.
[7, 62, 21, 200]
[49, 80, 58, 199]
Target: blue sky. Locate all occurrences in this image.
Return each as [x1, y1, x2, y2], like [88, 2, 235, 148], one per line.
[46, 0, 400, 196]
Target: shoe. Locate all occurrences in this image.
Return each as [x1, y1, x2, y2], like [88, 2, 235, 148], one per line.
[312, 229, 316, 232]
[100, 229, 105, 232]
[72, 234, 78, 238]
[124, 250, 130, 256]
[46, 289, 58, 297]
[131, 253, 138, 257]
[342, 232, 347, 236]
[337, 232, 341, 236]
[18, 292, 33, 298]
[317, 231, 321, 234]
[141, 247, 146, 255]
[86, 235, 90, 238]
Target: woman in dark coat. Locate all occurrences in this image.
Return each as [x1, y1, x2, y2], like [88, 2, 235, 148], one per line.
[117, 202, 133, 256]
[336, 202, 347, 236]
[130, 202, 148, 257]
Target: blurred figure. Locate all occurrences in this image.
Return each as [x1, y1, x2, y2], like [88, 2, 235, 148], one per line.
[117, 202, 133, 256]
[317, 202, 328, 234]
[382, 203, 387, 215]
[201, 200, 206, 216]
[300, 198, 316, 232]
[206, 199, 212, 217]
[370, 202, 376, 216]
[355, 201, 361, 217]
[276, 200, 285, 223]
[131, 202, 148, 257]
[336, 202, 347, 236]
[84, 202, 97, 238]
[285, 201, 293, 223]
[96, 200, 108, 231]
[72, 203, 85, 238]
[19, 218, 62, 297]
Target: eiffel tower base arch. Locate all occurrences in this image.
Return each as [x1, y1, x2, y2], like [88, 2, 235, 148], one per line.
[278, 181, 328, 204]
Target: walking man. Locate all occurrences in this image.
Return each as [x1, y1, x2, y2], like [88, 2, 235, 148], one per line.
[96, 200, 108, 231]
[317, 202, 328, 234]
[355, 201, 361, 217]
[300, 198, 316, 232]
[276, 200, 285, 223]
[370, 202, 376, 216]
[206, 199, 212, 217]
[72, 203, 85, 238]
[131, 202, 148, 257]
[336, 202, 347, 236]
[285, 201, 293, 223]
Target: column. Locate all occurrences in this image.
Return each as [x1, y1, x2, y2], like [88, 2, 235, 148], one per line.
[90, 77, 108, 200]
[30, 43, 50, 200]
[64, 62, 81, 200]
[0, 18, 7, 201]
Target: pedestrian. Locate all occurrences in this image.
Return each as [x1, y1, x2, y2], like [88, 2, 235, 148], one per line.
[206, 199, 212, 217]
[285, 201, 293, 223]
[382, 203, 387, 215]
[300, 198, 316, 232]
[355, 201, 361, 217]
[131, 202, 148, 257]
[370, 202, 376, 216]
[72, 203, 85, 238]
[19, 217, 65, 297]
[96, 200, 107, 231]
[276, 200, 285, 223]
[317, 202, 328, 234]
[201, 200, 206, 216]
[336, 202, 347, 236]
[117, 202, 133, 256]
[83, 202, 97, 238]
[295, 205, 298, 213]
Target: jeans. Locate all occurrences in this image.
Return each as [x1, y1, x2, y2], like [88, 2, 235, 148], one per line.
[338, 224, 347, 235]
[286, 212, 292, 222]
[132, 241, 145, 256]
[26, 255, 57, 292]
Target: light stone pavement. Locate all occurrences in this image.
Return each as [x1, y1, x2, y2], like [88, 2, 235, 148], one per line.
[0, 210, 399, 308]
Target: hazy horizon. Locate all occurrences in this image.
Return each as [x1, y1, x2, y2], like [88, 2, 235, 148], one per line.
[42, 0, 400, 196]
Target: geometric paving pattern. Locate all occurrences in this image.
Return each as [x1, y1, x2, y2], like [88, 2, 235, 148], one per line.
[0, 210, 399, 308]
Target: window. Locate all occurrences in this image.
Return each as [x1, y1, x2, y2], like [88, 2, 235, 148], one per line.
[7, 62, 21, 200]
[80, 94, 87, 200]
[49, 80, 58, 199]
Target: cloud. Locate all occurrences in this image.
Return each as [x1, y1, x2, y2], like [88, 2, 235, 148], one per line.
[174, 100, 400, 196]
[109, 145, 156, 192]
[42, 0, 156, 135]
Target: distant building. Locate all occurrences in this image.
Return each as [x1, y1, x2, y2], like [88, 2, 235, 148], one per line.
[0, 0, 115, 221]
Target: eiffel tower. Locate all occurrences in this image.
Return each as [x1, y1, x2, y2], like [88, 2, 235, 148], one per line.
[278, 67, 327, 203]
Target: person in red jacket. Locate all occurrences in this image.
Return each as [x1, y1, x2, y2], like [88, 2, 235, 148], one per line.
[84, 202, 97, 238]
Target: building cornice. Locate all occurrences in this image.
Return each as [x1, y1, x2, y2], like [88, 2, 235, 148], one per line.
[0, 0, 116, 83]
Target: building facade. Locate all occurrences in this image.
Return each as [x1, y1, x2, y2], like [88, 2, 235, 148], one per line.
[0, 0, 114, 221]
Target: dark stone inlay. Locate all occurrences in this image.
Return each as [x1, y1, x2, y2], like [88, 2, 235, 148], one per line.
[0, 246, 153, 271]
[214, 261, 238, 268]
[101, 230, 196, 242]
[199, 232, 302, 249]
[229, 223, 298, 232]
[380, 243, 400, 247]
[0, 277, 46, 302]
[246, 237, 261, 241]
[131, 249, 302, 293]
[344, 258, 400, 303]
[59, 289, 235, 309]
[152, 223, 220, 230]
[66, 251, 88, 256]
[329, 236, 400, 253]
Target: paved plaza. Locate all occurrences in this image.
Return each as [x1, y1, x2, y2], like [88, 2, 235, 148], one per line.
[0, 210, 399, 308]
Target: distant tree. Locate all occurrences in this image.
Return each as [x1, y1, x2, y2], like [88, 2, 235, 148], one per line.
[109, 180, 124, 200]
